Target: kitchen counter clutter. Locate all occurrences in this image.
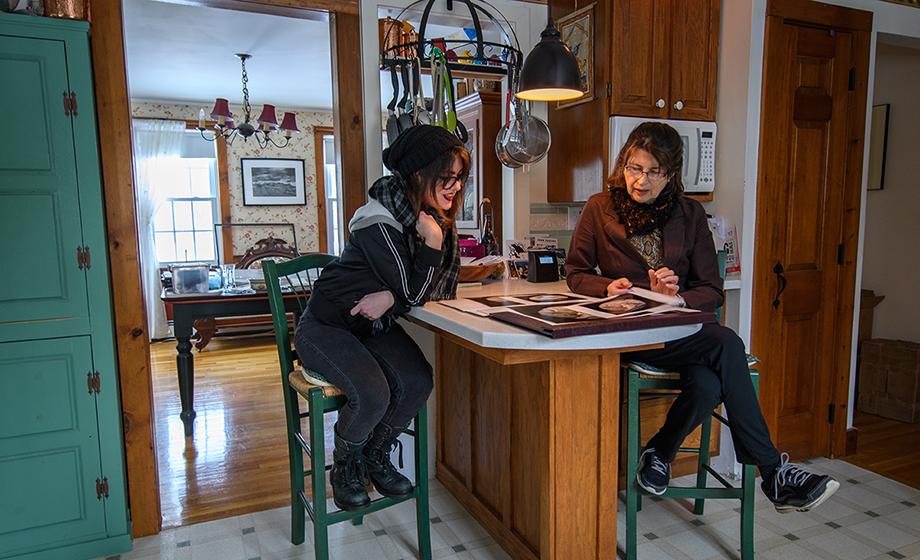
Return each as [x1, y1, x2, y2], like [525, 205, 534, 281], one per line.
[405, 279, 707, 560]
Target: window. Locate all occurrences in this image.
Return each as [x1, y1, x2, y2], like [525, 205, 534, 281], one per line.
[322, 134, 345, 255]
[153, 131, 220, 264]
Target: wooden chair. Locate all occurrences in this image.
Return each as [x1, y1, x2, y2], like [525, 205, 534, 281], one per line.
[622, 251, 759, 560]
[262, 255, 433, 560]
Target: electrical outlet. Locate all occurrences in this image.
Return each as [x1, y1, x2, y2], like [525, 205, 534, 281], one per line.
[567, 206, 584, 230]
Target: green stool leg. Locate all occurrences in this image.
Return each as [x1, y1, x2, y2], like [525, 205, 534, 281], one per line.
[309, 389, 330, 560]
[414, 404, 433, 560]
[740, 463, 756, 560]
[625, 368, 640, 560]
[693, 415, 713, 515]
[287, 386, 306, 546]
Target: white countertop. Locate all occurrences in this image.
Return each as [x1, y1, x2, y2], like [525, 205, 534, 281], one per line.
[407, 279, 701, 351]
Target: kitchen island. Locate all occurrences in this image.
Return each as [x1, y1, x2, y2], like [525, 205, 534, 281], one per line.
[407, 279, 702, 560]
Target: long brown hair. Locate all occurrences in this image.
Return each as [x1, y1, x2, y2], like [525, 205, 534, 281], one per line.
[608, 122, 685, 198]
[405, 144, 471, 225]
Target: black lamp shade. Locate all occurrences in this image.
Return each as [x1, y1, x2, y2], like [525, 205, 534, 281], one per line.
[516, 19, 583, 102]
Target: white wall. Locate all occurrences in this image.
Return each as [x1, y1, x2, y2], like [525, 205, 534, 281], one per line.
[860, 43, 920, 343]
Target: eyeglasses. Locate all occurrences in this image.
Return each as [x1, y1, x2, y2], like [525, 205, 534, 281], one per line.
[623, 164, 669, 182]
[438, 175, 464, 190]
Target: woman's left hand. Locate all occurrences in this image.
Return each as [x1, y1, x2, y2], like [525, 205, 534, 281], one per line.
[649, 267, 680, 296]
[350, 290, 395, 321]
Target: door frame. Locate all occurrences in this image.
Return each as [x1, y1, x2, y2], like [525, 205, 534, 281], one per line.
[88, 0, 364, 537]
[752, 0, 871, 460]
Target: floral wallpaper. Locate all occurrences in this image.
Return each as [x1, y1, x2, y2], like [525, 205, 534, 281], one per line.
[131, 101, 334, 256]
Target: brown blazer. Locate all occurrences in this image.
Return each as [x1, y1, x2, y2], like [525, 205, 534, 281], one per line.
[565, 191, 723, 311]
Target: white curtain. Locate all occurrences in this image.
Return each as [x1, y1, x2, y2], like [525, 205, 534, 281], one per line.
[132, 119, 186, 340]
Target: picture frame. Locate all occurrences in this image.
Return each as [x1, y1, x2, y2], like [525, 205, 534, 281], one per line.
[556, 3, 595, 110]
[241, 158, 307, 205]
[456, 122, 479, 229]
[867, 104, 890, 191]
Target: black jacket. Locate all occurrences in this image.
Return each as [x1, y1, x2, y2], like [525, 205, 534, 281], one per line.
[307, 198, 443, 336]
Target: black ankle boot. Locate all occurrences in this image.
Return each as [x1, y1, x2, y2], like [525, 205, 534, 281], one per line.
[363, 422, 414, 499]
[331, 431, 371, 511]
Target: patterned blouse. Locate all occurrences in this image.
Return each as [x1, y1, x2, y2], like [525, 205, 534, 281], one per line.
[628, 229, 664, 270]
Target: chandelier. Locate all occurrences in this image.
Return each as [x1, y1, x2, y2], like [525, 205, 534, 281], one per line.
[197, 53, 299, 149]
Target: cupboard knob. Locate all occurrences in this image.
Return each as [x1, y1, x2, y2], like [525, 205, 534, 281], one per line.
[656, 98, 666, 108]
[673, 100, 684, 110]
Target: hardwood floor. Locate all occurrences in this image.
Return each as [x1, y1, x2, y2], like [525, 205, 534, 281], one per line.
[842, 410, 920, 490]
[151, 336, 333, 528]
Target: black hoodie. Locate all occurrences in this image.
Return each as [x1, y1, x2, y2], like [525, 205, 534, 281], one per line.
[306, 198, 443, 336]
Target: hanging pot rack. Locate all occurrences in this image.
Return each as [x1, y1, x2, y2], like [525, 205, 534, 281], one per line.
[379, 0, 523, 80]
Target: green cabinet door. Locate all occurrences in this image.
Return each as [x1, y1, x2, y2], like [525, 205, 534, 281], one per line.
[0, 33, 90, 342]
[0, 337, 107, 557]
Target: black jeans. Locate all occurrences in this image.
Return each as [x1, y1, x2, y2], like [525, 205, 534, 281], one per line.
[293, 310, 433, 443]
[624, 323, 780, 469]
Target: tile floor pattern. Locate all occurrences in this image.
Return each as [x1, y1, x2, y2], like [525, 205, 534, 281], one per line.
[97, 459, 920, 560]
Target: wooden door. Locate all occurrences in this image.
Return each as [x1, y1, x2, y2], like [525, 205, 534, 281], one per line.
[0, 337, 108, 555]
[610, 0, 670, 119]
[667, 0, 719, 121]
[0, 33, 90, 342]
[753, 15, 860, 459]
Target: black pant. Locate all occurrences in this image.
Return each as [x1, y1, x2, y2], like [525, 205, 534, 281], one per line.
[624, 323, 780, 469]
[293, 311, 433, 442]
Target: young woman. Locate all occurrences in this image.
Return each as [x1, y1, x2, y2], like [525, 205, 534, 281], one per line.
[566, 122, 840, 513]
[294, 125, 469, 511]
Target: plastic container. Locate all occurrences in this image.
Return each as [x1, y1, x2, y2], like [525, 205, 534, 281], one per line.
[171, 264, 209, 294]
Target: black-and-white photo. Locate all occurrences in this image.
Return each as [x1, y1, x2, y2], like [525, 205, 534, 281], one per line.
[241, 158, 306, 205]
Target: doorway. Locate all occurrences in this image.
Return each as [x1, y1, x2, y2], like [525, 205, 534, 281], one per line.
[751, 0, 871, 460]
[122, 0, 335, 527]
[844, 36, 920, 491]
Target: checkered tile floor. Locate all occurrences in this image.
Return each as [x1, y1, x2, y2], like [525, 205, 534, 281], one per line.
[97, 458, 920, 560]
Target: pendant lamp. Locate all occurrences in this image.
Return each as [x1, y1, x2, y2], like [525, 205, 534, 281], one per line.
[516, 17, 583, 102]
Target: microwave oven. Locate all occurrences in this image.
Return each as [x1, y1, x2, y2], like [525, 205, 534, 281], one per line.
[609, 116, 716, 193]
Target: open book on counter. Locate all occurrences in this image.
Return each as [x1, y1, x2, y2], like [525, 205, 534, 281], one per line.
[438, 288, 714, 339]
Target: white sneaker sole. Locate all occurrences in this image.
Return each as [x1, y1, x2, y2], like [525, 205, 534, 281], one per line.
[636, 473, 667, 496]
[775, 479, 840, 513]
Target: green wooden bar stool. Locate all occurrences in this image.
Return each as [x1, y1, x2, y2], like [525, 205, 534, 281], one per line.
[622, 250, 758, 560]
[264, 255, 433, 560]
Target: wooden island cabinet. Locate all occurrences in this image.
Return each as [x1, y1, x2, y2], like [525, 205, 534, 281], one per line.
[407, 280, 704, 559]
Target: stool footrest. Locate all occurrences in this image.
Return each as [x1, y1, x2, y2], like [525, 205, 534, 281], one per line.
[660, 486, 744, 500]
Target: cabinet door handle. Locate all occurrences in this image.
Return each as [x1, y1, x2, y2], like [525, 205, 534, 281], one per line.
[772, 261, 787, 309]
[656, 98, 666, 109]
[673, 100, 684, 110]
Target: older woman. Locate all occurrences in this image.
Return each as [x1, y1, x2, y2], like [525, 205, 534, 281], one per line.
[566, 122, 838, 513]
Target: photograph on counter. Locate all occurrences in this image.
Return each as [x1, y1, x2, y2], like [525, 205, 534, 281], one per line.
[505, 303, 598, 325]
[438, 292, 596, 316]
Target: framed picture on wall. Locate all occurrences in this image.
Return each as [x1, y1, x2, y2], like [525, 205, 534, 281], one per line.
[556, 3, 595, 109]
[241, 158, 307, 205]
[867, 104, 890, 191]
[456, 122, 479, 229]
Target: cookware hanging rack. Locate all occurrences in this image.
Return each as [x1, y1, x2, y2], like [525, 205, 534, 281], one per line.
[379, 0, 523, 79]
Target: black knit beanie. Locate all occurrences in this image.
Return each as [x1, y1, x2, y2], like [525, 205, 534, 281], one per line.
[382, 125, 463, 178]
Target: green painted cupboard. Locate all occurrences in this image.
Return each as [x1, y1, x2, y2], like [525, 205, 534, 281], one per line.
[0, 13, 131, 560]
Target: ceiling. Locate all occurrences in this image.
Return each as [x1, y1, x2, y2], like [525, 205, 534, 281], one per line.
[123, 0, 334, 110]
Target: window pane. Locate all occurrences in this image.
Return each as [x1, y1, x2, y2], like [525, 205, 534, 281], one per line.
[195, 232, 215, 262]
[325, 163, 337, 198]
[154, 204, 173, 232]
[155, 232, 176, 263]
[176, 232, 196, 262]
[174, 201, 193, 231]
[189, 166, 212, 197]
[192, 200, 213, 230]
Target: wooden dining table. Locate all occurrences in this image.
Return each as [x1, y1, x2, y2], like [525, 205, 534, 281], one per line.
[161, 289, 305, 436]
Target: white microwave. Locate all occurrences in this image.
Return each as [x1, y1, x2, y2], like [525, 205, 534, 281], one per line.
[609, 116, 716, 193]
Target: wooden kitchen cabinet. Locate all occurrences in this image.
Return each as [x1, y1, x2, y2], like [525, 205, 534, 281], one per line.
[456, 91, 503, 242]
[611, 0, 720, 121]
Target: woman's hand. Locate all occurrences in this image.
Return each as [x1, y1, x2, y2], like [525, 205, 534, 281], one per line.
[416, 211, 444, 249]
[606, 277, 633, 297]
[649, 267, 680, 296]
[350, 290, 395, 321]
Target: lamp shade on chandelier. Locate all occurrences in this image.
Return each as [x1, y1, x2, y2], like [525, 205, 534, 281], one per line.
[197, 54, 299, 149]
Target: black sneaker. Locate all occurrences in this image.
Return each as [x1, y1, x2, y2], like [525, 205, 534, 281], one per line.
[637, 448, 670, 496]
[762, 453, 840, 513]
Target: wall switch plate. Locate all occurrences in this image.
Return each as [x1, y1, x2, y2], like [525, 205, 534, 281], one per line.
[567, 206, 584, 230]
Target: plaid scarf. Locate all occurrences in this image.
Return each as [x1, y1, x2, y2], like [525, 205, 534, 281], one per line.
[369, 174, 460, 301]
